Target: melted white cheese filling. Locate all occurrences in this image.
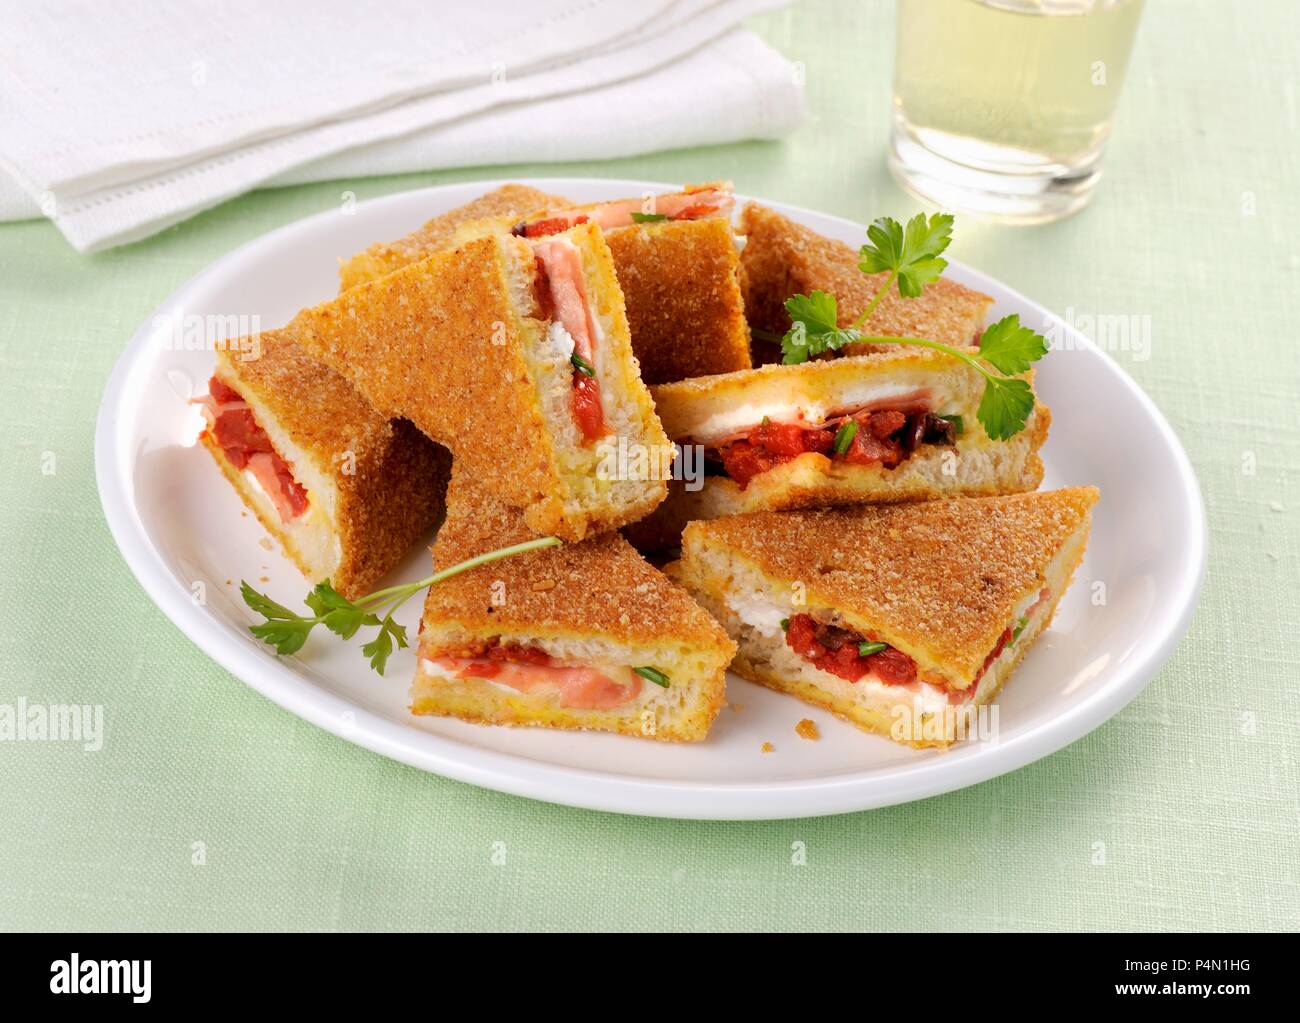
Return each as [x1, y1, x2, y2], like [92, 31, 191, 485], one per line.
[690, 383, 947, 446]
[725, 593, 951, 714]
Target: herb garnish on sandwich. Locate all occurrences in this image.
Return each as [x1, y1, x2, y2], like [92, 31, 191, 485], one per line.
[626, 345, 1050, 550]
[779, 212, 1050, 440]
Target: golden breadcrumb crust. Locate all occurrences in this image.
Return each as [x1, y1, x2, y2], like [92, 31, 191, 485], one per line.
[602, 217, 751, 383]
[209, 331, 450, 598]
[289, 227, 665, 541]
[337, 184, 569, 291]
[738, 203, 993, 361]
[422, 467, 734, 653]
[714, 519, 1089, 747]
[681, 487, 1098, 683]
[412, 467, 734, 741]
[410, 672, 719, 742]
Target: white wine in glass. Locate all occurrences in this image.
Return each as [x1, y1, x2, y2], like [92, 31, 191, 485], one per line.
[890, 0, 1145, 223]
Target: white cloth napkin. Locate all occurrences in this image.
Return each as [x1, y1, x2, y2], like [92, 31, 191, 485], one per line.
[0, 0, 804, 251]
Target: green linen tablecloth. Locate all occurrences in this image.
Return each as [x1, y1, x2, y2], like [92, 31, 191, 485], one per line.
[1, 0, 1296, 932]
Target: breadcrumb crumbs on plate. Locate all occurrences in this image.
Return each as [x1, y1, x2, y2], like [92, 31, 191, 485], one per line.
[730, 702, 744, 712]
[795, 718, 820, 741]
[761, 741, 775, 753]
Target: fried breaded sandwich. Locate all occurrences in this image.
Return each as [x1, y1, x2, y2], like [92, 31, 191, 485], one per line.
[411, 467, 736, 741]
[338, 183, 570, 292]
[340, 182, 751, 384]
[673, 488, 1098, 747]
[739, 203, 994, 362]
[626, 347, 1049, 549]
[196, 330, 451, 599]
[289, 221, 670, 542]
[508, 183, 749, 382]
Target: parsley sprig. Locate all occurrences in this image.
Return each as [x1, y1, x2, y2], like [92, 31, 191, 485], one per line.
[779, 212, 1049, 440]
[240, 536, 562, 675]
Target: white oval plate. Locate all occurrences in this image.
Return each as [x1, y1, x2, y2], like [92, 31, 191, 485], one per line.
[96, 178, 1205, 819]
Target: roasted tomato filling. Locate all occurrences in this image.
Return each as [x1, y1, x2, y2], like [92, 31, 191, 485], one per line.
[784, 614, 918, 685]
[511, 187, 732, 239]
[430, 638, 554, 673]
[520, 214, 589, 238]
[712, 407, 958, 489]
[421, 638, 641, 711]
[531, 243, 607, 444]
[200, 377, 308, 521]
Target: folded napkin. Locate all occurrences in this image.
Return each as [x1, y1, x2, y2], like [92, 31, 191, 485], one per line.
[0, 0, 804, 251]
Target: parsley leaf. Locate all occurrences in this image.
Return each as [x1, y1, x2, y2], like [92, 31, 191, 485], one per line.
[858, 212, 954, 298]
[977, 376, 1036, 441]
[240, 581, 298, 621]
[304, 580, 379, 640]
[977, 315, 1049, 375]
[303, 580, 352, 615]
[780, 291, 861, 364]
[240, 536, 562, 676]
[361, 614, 408, 676]
[779, 210, 1049, 440]
[248, 618, 313, 656]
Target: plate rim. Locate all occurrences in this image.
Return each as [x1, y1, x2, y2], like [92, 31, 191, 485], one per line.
[94, 176, 1208, 820]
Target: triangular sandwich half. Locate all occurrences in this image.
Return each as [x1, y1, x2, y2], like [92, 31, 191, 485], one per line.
[412, 467, 735, 741]
[672, 489, 1098, 747]
[289, 220, 669, 542]
[627, 348, 1049, 550]
[739, 203, 994, 363]
[196, 329, 451, 599]
[508, 182, 749, 383]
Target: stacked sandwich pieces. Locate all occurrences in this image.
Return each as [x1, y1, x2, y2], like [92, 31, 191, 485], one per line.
[205, 182, 1096, 748]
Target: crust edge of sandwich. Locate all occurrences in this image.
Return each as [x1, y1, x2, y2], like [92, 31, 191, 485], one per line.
[623, 412, 1050, 553]
[409, 668, 727, 743]
[199, 430, 336, 587]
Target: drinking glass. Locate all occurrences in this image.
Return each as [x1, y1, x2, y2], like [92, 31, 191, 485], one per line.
[889, 0, 1145, 223]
